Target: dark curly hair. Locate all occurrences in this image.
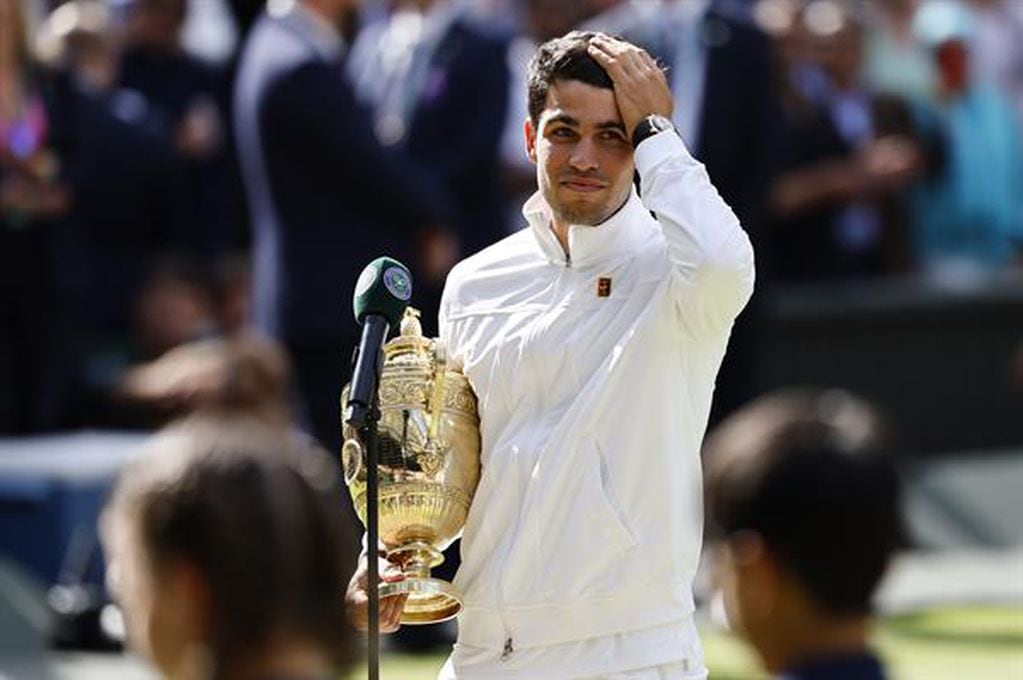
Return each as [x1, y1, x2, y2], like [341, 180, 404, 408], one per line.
[704, 389, 902, 617]
[526, 30, 614, 126]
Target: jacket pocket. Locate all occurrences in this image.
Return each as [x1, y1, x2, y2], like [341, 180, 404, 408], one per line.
[528, 436, 638, 600]
[592, 437, 637, 552]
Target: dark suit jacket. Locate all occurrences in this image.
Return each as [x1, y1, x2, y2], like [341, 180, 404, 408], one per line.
[697, 10, 780, 421]
[234, 9, 446, 341]
[119, 47, 241, 258]
[401, 18, 510, 257]
[696, 10, 779, 262]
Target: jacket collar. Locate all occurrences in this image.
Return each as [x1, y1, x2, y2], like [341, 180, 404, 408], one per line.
[522, 187, 655, 269]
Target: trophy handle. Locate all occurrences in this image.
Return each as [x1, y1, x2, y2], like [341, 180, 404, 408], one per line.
[427, 340, 448, 446]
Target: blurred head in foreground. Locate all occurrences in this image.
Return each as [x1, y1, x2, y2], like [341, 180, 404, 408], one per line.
[704, 389, 901, 677]
[101, 420, 356, 679]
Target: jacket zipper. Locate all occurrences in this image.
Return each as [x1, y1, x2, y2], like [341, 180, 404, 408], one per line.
[497, 249, 573, 663]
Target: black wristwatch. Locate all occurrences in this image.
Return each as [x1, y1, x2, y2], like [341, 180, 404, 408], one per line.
[631, 114, 676, 148]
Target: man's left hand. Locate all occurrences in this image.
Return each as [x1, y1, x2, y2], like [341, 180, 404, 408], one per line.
[587, 34, 674, 142]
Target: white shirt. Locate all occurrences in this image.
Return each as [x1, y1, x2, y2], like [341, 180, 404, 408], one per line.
[438, 131, 754, 676]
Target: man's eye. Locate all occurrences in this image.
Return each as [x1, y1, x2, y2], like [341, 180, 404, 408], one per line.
[599, 131, 627, 143]
[550, 128, 576, 138]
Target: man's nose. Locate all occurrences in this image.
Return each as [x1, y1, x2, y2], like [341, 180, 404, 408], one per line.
[568, 138, 599, 173]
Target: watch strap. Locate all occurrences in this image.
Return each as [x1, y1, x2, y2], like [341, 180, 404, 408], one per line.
[631, 114, 676, 149]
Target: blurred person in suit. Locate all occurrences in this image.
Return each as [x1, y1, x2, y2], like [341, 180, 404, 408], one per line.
[0, 0, 74, 434]
[100, 417, 358, 680]
[35, 1, 185, 374]
[349, 0, 509, 255]
[767, 0, 927, 281]
[347, 0, 510, 328]
[234, 0, 456, 452]
[704, 389, 902, 680]
[119, 0, 239, 259]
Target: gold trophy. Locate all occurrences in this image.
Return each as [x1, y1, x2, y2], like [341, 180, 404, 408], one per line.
[341, 308, 480, 624]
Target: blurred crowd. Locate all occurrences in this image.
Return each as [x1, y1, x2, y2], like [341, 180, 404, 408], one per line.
[1, 0, 1022, 441]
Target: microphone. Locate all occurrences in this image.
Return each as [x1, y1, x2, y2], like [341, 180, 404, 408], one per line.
[344, 257, 413, 430]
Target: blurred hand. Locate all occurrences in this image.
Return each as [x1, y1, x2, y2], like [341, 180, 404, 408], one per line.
[0, 175, 71, 217]
[345, 553, 408, 633]
[859, 135, 922, 194]
[418, 226, 460, 286]
[119, 341, 227, 411]
[176, 97, 222, 159]
[586, 34, 674, 139]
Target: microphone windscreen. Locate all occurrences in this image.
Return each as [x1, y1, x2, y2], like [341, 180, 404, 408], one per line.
[352, 256, 413, 327]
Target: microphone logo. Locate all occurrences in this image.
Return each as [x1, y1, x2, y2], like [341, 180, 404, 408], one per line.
[383, 266, 412, 301]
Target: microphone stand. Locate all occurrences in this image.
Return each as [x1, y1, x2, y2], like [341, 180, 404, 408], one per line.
[348, 345, 384, 680]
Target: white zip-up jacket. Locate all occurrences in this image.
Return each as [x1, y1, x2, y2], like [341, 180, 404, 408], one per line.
[439, 131, 755, 655]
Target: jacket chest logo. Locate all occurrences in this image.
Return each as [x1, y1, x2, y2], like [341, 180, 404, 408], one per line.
[597, 277, 612, 298]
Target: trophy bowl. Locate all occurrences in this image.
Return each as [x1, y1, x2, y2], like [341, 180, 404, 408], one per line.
[341, 308, 480, 624]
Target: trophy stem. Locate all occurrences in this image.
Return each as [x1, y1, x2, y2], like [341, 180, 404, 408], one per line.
[388, 540, 443, 580]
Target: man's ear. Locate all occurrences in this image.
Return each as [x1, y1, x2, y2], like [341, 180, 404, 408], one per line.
[731, 531, 780, 621]
[167, 558, 213, 642]
[524, 118, 538, 165]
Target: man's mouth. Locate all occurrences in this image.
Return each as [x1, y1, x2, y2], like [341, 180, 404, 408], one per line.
[560, 178, 607, 193]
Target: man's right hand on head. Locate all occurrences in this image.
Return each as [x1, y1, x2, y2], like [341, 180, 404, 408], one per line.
[344, 554, 409, 633]
[586, 34, 674, 141]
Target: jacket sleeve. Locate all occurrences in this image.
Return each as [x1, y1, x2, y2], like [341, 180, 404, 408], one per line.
[635, 131, 755, 336]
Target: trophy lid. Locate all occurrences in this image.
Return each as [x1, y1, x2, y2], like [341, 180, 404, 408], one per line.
[384, 308, 435, 372]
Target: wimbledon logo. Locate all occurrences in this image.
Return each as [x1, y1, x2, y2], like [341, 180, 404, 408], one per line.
[383, 266, 412, 301]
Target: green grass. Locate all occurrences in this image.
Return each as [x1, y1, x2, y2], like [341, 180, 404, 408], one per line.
[875, 606, 1023, 680]
[346, 606, 1023, 680]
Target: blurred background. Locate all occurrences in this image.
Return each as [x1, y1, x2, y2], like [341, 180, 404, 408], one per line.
[0, 0, 1021, 677]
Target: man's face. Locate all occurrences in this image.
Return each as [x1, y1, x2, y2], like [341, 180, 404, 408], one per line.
[525, 79, 635, 227]
[714, 533, 802, 672]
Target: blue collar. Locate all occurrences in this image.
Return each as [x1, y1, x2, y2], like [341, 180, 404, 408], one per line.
[779, 651, 887, 680]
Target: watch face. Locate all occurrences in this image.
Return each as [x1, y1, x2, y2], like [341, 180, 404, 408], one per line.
[649, 115, 673, 132]
[633, 115, 675, 147]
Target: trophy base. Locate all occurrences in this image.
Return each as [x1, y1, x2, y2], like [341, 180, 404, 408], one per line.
[380, 577, 462, 625]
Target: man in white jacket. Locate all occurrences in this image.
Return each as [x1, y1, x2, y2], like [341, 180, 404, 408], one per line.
[348, 31, 755, 679]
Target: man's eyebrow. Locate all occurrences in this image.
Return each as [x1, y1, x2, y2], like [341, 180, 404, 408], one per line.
[544, 116, 626, 133]
[545, 114, 580, 127]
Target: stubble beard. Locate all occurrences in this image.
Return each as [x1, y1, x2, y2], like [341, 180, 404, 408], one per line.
[542, 177, 630, 228]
